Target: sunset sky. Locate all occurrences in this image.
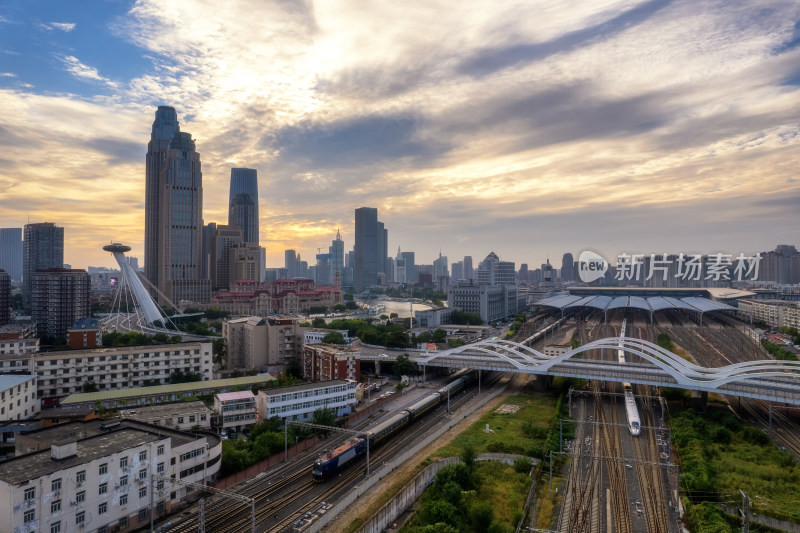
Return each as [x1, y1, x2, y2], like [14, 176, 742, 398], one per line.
[1, 0, 799, 270]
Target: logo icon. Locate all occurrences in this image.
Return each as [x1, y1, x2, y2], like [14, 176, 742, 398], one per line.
[577, 250, 608, 283]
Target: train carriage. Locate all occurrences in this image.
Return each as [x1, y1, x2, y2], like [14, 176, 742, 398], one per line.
[312, 437, 368, 481]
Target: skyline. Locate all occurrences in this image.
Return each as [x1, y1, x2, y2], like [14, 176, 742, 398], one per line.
[1, 1, 799, 270]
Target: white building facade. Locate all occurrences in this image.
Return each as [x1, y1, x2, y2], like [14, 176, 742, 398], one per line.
[0, 375, 39, 421]
[257, 380, 357, 422]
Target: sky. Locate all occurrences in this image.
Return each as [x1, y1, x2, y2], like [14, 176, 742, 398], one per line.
[0, 0, 799, 271]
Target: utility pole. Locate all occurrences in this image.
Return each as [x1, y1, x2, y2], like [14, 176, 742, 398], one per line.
[740, 490, 750, 533]
[198, 499, 205, 533]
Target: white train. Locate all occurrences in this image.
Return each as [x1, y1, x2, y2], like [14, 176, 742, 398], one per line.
[618, 319, 641, 436]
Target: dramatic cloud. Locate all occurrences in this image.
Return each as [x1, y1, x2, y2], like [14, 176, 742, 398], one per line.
[0, 0, 798, 269]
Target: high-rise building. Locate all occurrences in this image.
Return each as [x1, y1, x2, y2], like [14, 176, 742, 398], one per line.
[201, 222, 217, 280]
[330, 229, 344, 284]
[0, 228, 23, 281]
[31, 268, 90, 339]
[228, 168, 259, 245]
[211, 225, 243, 291]
[451, 261, 463, 282]
[401, 251, 416, 284]
[285, 250, 298, 278]
[23, 222, 64, 311]
[145, 107, 210, 304]
[353, 207, 388, 292]
[228, 243, 262, 285]
[0, 270, 9, 325]
[561, 253, 574, 282]
[315, 253, 332, 285]
[463, 256, 474, 281]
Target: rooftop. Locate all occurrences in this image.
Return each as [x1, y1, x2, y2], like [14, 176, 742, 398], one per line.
[216, 390, 255, 402]
[0, 374, 35, 391]
[119, 401, 211, 419]
[258, 379, 352, 397]
[0, 426, 165, 485]
[61, 374, 275, 405]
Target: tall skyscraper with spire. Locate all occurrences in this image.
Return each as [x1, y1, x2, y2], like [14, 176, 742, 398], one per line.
[228, 168, 259, 245]
[330, 228, 344, 283]
[144, 106, 210, 305]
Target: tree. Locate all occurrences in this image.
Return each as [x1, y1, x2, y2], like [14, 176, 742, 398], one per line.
[82, 381, 98, 393]
[212, 338, 227, 364]
[460, 445, 476, 470]
[311, 317, 327, 328]
[469, 502, 494, 531]
[309, 305, 327, 314]
[286, 358, 303, 379]
[390, 312, 398, 319]
[386, 330, 410, 348]
[333, 303, 346, 312]
[321, 332, 346, 344]
[422, 501, 459, 527]
[447, 338, 466, 348]
[395, 353, 416, 376]
[311, 407, 336, 435]
[205, 307, 229, 320]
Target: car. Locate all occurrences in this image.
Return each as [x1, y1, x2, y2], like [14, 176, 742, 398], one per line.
[378, 354, 389, 359]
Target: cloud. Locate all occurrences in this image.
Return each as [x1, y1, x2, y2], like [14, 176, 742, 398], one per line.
[38, 22, 76, 32]
[60, 55, 118, 87]
[0, 72, 15, 77]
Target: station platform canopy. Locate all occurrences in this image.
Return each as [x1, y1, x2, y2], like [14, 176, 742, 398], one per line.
[533, 293, 735, 323]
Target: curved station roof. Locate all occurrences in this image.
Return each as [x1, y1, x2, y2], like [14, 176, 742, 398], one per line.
[534, 294, 735, 315]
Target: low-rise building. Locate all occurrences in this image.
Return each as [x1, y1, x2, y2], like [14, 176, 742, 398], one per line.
[414, 307, 452, 328]
[210, 278, 343, 315]
[543, 344, 571, 357]
[738, 299, 800, 330]
[304, 329, 350, 345]
[0, 375, 38, 422]
[120, 401, 213, 431]
[215, 391, 257, 432]
[1, 419, 221, 533]
[257, 380, 357, 422]
[449, 280, 521, 324]
[0, 342, 213, 403]
[303, 344, 360, 382]
[0, 324, 39, 357]
[60, 374, 276, 410]
[66, 318, 101, 349]
[223, 316, 304, 372]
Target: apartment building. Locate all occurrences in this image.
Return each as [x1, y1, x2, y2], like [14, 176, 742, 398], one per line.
[256, 380, 357, 422]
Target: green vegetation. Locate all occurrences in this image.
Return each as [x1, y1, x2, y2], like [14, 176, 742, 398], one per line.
[400, 460, 527, 533]
[313, 318, 412, 348]
[219, 416, 310, 477]
[311, 407, 336, 435]
[508, 314, 526, 336]
[285, 358, 303, 379]
[779, 326, 800, 345]
[416, 329, 447, 345]
[435, 392, 561, 460]
[168, 370, 202, 383]
[447, 338, 466, 348]
[395, 353, 417, 376]
[321, 331, 347, 344]
[102, 331, 183, 347]
[656, 333, 673, 351]
[671, 406, 800, 528]
[450, 310, 483, 325]
[761, 339, 798, 361]
[309, 305, 328, 314]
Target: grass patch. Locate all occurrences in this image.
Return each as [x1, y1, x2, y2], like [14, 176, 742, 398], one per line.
[671, 406, 800, 527]
[434, 392, 558, 459]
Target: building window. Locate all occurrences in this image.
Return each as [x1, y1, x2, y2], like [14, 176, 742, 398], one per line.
[157, 480, 164, 490]
[76, 511, 85, 524]
[24, 487, 35, 501]
[138, 509, 147, 521]
[120, 457, 128, 468]
[24, 509, 34, 523]
[157, 462, 165, 474]
[99, 482, 107, 495]
[119, 517, 128, 527]
[99, 463, 108, 475]
[76, 470, 85, 484]
[139, 468, 147, 480]
[139, 450, 147, 461]
[158, 444, 165, 455]
[120, 475, 128, 486]
[177, 417, 184, 424]
[139, 486, 147, 498]
[50, 521, 61, 533]
[51, 478, 61, 491]
[51, 500, 61, 513]
[76, 491, 85, 503]
[120, 494, 128, 505]
[99, 502, 107, 514]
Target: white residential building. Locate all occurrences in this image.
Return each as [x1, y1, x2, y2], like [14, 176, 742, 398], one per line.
[257, 380, 357, 422]
[0, 419, 221, 533]
[0, 342, 213, 402]
[303, 329, 350, 345]
[738, 299, 800, 330]
[214, 391, 257, 432]
[0, 375, 39, 421]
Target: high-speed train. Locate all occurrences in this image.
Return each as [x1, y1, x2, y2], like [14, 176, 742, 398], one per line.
[618, 319, 641, 436]
[312, 371, 476, 481]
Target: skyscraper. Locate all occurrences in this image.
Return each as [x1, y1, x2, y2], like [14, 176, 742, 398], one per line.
[463, 256, 474, 281]
[228, 168, 259, 245]
[145, 106, 179, 291]
[0, 228, 23, 281]
[329, 229, 344, 284]
[211, 225, 243, 290]
[285, 250, 298, 278]
[145, 107, 210, 305]
[23, 222, 64, 311]
[31, 268, 90, 339]
[353, 207, 388, 292]
[561, 253, 574, 282]
[0, 270, 9, 325]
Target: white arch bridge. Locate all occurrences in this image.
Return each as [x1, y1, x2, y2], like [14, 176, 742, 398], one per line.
[414, 338, 800, 405]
